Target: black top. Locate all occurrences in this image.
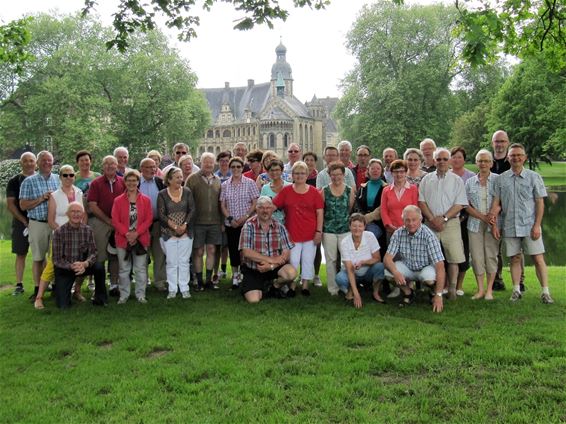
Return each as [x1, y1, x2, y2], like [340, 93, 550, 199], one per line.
[491, 157, 510, 175]
[6, 174, 28, 220]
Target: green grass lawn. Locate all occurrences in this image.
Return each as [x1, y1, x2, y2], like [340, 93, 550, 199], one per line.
[465, 161, 566, 188]
[0, 240, 565, 423]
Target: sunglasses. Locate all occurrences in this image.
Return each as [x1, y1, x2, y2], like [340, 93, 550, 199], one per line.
[230, 165, 243, 169]
[288, 150, 299, 153]
[175, 151, 187, 155]
[61, 173, 75, 178]
[436, 157, 449, 162]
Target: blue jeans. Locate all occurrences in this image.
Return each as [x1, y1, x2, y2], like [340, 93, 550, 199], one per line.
[335, 262, 385, 292]
[366, 222, 383, 240]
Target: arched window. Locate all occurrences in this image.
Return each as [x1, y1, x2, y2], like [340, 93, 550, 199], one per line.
[223, 129, 231, 138]
[207, 146, 214, 152]
[237, 128, 240, 137]
[269, 133, 275, 148]
[215, 130, 220, 138]
[207, 130, 213, 138]
[283, 133, 289, 148]
[299, 124, 303, 143]
[310, 126, 313, 148]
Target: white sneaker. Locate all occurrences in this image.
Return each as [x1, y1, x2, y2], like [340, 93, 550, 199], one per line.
[181, 291, 191, 299]
[540, 293, 554, 304]
[510, 290, 522, 302]
[137, 297, 148, 304]
[117, 297, 128, 304]
[456, 290, 465, 296]
[387, 287, 401, 298]
[167, 292, 176, 300]
[313, 276, 322, 287]
[231, 275, 240, 289]
[218, 271, 227, 280]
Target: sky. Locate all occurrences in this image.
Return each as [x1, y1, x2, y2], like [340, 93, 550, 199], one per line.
[2, 0, 441, 102]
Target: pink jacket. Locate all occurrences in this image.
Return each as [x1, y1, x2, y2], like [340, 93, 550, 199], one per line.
[381, 183, 419, 228]
[111, 191, 153, 249]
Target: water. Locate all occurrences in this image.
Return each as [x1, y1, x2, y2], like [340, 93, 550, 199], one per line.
[1, 190, 565, 265]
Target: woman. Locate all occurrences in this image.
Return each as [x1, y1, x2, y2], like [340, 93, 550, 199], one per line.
[465, 149, 500, 300]
[450, 146, 475, 296]
[303, 151, 322, 286]
[260, 159, 290, 224]
[35, 165, 84, 309]
[74, 150, 100, 193]
[256, 150, 282, 188]
[381, 160, 419, 237]
[273, 161, 323, 296]
[403, 148, 427, 186]
[178, 154, 195, 184]
[147, 150, 164, 178]
[213, 151, 232, 283]
[215, 151, 232, 183]
[221, 157, 260, 289]
[243, 150, 264, 181]
[112, 169, 153, 304]
[335, 213, 385, 307]
[157, 167, 195, 299]
[322, 162, 355, 296]
[355, 159, 387, 242]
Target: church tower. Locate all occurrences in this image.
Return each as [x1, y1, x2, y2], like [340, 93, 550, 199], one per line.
[270, 41, 293, 97]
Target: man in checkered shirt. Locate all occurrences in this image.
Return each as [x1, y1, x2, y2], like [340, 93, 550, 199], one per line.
[383, 205, 446, 313]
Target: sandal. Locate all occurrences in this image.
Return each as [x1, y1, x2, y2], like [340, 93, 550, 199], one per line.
[34, 298, 45, 310]
[398, 289, 414, 308]
[372, 292, 385, 304]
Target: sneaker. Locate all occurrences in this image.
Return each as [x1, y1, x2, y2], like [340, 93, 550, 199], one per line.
[137, 297, 148, 304]
[196, 283, 205, 292]
[493, 280, 506, 291]
[231, 275, 240, 290]
[313, 276, 322, 287]
[540, 293, 554, 304]
[117, 297, 128, 304]
[12, 284, 24, 296]
[218, 271, 227, 280]
[510, 290, 522, 302]
[167, 292, 176, 300]
[181, 291, 191, 299]
[387, 287, 400, 298]
[520, 282, 527, 292]
[456, 290, 465, 296]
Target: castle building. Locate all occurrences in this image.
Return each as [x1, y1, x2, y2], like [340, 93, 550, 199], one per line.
[198, 42, 339, 159]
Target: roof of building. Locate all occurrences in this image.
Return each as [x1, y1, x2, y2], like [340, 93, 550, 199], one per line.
[200, 82, 271, 122]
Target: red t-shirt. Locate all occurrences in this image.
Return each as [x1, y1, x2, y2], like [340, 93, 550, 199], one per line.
[273, 185, 323, 242]
[86, 175, 125, 218]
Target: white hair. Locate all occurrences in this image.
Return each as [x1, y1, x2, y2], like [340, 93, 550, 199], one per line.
[66, 201, 84, 213]
[113, 146, 128, 156]
[200, 152, 215, 163]
[257, 196, 274, 206]
[433, 147, 451, 160]
[402, 205, 422, 220]
[337, 140, 352, 150]
[475, 149, 493, 162]
[420, 138, 437, 150]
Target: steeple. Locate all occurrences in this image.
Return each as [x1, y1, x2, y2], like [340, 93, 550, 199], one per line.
[270, 39, 293, 97]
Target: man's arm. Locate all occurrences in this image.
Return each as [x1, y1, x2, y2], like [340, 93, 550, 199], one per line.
[6, 197, 28, 225]
[241, 248, 288, 271]
[531, 197, 545, 240]
[432, 261, 445, 313]
[443, 204, 463, 220]
[20, 193, 50, 211]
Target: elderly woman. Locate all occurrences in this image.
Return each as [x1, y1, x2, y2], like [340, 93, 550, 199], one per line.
[260, 159, 290, 224]
[34, 165, 84, 310]
[74, 150, 100, 193]
[355, 158, 387, 242]
[465, 149, 500, 300]
[381, 160, 419, 237]
[256, 150, 282, 188]
[322, 161, 355, 296]
[158, 166, 195, 299]
[403, 148, 427, 186]
[221, 157, 260, 289]
[303, 151, 322, 286]
[273, 161, 323, 296]
[335, 213, 385, 308]
[178, 154, 195, 184]
[112, 169, 153, 304]
[147, 150, 164, 178]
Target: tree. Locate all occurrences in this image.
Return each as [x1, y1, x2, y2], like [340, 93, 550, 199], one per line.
[335, 3, 463, 153]
[0, 14, 210, 165]
[0, 18, 33, 74]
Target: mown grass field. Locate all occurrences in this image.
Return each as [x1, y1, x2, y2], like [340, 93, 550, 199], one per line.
[464, 161, 566, 188]
[0, 240, 565, 423]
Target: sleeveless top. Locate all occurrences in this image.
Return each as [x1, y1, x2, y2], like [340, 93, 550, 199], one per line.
[323, 185, 351, 234]
[52, 186, 83, 227]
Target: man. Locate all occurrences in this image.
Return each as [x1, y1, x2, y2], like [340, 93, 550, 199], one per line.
[113, 146, 131, 176]
[384, 205, 446, 313]
[19, 151, 59, 300]
[186, 152, 223, 290]
[52, 202, 107, 308]
[420, 138, 437, 172]
[87, 155, 125, 296]
[239, 196, 297, 303]
[283, 143, 302, 173]
[316, 146, 356, 189]
[353, 145, 371, 189]
[162, 143, 200, 175]
[7, 152, 36, 295]
[418, 147, 468, 299]
[233, 142, 249, 172]
[138, 157, 167, 291]
[490, 143, 553, 304]
[490, 130, 514, 291]
[337, 140, 354, 169]
[382, 147, 398, 183]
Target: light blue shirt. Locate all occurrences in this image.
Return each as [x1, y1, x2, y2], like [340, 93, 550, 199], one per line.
[316, 167, 356, 189]
[386, 225, 445, 272]
[465, 173, 499, 233]
[19, 173, 60, 220]
[139, 177, 160, 219]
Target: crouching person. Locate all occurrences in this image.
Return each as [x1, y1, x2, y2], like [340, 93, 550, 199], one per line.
[53, 202, 108, 309]
[336, 213, 385, 309]
[383, 205, 445, 312]
[239, 196, 296, 303]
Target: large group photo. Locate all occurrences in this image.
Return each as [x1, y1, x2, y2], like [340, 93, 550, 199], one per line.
[1, 0, 564, 422]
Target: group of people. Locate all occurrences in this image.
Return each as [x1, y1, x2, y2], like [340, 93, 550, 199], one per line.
[6, 130, 554, 312]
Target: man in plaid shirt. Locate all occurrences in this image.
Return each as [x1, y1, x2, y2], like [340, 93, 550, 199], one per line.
[52, 202, 108, 309]
[384, 205, 446, 313]
[238, 196, 296, 303]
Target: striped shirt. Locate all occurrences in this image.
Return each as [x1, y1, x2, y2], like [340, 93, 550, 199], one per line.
[386, 225, 444, 272]
[52, 222, 97, 270]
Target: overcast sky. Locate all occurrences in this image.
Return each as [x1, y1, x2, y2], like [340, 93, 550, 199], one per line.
[2, 0, 441, 101]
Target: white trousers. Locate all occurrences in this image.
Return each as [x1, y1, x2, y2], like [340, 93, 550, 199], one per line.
[322, 232, 349, 295]
[161, 236, 193, 295]
[290, 240, 316, 280]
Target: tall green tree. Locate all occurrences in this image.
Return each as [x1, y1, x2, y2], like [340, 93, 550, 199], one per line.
[335, 3, 463, 153]
[0, 14, 210, 165]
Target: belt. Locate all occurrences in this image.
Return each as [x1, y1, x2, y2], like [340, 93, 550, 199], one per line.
[30, 218, 48, 223]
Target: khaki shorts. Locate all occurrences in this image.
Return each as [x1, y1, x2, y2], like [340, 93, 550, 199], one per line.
[193, 224, 222, 249]
[88, 217, 113, 262]
[428, 218, 465, 264]
[505, 235, 545, 257]
[28, 220, 52, 262]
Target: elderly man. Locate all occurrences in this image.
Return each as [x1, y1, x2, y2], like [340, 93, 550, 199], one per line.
[138, 157, 167, 291]
[113, 146, 131, 176]
[19, 151, 59, 300]
[233, 142, 249, 172]
[418, 147, 468, 299]
[353, 145, 371, 189]
[283, 143, 302, 173]
[420, 138, 437, 172]
[337, 140, 354, 169]
[490, 143, 553, 304]
[87, 155, 125, 295]
[316, 146, 356, 189]
[239, 196, 297, 303]
[162, 143, 200, 175]
[7, 152, 37, 295]
[187, 152, 223, 290]
[384, 205, 446, 313]
[382, 147, 398, 184]
[52, 202, 108, 308]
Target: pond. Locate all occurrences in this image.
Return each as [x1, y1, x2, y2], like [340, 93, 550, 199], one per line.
[0, 190, 565, 265]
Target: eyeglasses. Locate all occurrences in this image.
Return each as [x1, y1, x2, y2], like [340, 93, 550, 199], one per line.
[357, 153, 370, 157]
[248, 159, 258, 163]
[288, 150, 299, 153]
[293, 172, 307, 176]
[494, 140, 507, 143]
[230, 165, 243, 169]
[175, 151, 187, 155]
[61, 173, 75, 178]
[436, 157, 449, 162]
[126, 179, 139, 183]
[476, 160, 491, 164]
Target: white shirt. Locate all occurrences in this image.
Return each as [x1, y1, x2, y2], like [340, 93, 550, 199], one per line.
[418, 170, 468, 216]
[339, 231, 380, 276]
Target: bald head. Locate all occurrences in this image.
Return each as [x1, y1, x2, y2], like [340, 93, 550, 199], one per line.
[491, 130, 509, 158]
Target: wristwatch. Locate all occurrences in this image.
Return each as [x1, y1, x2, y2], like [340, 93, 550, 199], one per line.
[435, 292, 443, 297]
[442, 215, 449, 222]
[227, 216, 233, 222]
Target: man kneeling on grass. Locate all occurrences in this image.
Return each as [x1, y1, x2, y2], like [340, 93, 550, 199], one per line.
[52, 202, 108, 309]
[383, 205, 446, 313]
[239, 196, 297, 303]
